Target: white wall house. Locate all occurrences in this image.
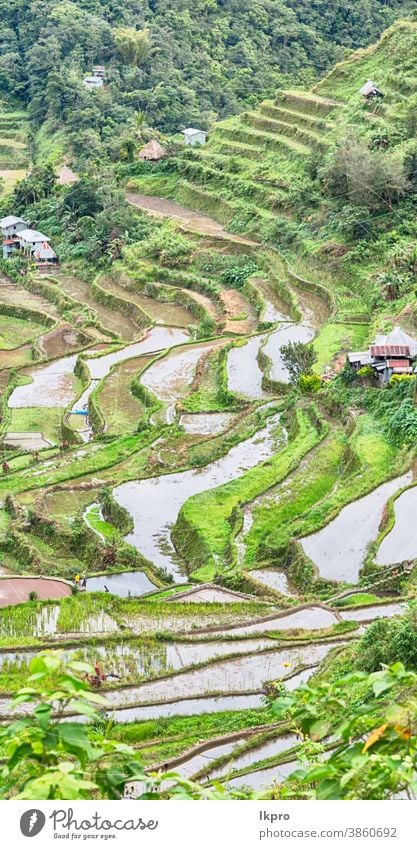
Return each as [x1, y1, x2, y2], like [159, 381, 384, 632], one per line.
[83, 76, 104, 90]
[183, 128, 206, 146]
[19, 228, 51, 254]
[0, 216, 28, 238]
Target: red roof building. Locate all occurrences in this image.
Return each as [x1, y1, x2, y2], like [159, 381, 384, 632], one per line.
[387, 359, 411, 369]
[370, 345, 410, 358]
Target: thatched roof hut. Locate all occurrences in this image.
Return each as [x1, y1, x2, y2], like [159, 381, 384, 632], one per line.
[138, 140, 167, 161]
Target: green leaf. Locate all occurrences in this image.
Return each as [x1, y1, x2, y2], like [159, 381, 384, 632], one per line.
[271, 696, 294, 716]
[372, 675, 395, 697]
[309, 720, 331, 741]
[58, 723, 96, 755]
[29, 654, 61, 675]
[68, 700, 101, 719]
[34, 703, 52, 730]
[68, 661, 95, 674]
[316, 779, 343, 800]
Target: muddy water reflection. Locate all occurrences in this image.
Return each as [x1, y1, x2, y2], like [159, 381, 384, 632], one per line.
[301, 472, 412, 583]
[180, 412, 234, 436]
[227, 336, 267, 399]
[251, 569, 293, 596]
[104, 642, 336, 708]
[209, 733, 299, 781]
[113, 412, 283, 579]
[376, 486, 417, 565]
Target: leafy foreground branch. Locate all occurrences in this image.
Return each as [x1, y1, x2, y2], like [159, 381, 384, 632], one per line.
[0, 653, 242, 800]
[273, 663, 417, 800]
[2, 654, 417, 800]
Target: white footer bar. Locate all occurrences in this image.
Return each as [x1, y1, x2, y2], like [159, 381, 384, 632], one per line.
[2, 800, 413, 849]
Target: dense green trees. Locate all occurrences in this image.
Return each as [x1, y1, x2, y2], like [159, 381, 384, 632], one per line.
[281, 341, 318, 385]
[114, 26, 152, 67]
[322, 137, 409, 211]
[0, 0, 414, 165]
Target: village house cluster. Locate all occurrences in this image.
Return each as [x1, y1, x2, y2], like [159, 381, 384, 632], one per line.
[348, 326, 417, 384]
[0, 215, 58, 271]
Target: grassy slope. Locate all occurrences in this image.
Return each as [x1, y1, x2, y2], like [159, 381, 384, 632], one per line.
[174, 407, 326, 580]
[249, 414, 410, 565]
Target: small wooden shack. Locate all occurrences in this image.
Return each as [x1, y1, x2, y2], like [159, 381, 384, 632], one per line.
[138, 140, 167, 161]
[83, 76, 103, 90]
[183, 127, 206, 146]
[360, 80, 384, 100]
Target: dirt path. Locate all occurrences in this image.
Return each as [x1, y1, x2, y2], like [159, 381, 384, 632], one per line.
[126, 192, 256, 245]
[220, 289, 258, 334]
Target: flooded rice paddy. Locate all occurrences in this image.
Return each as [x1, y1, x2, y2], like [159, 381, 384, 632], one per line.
[141, 339, 224, 416]
[0, 637, 277, 684]
[250, 569, 293, 596]
[171, 738, 249, 780]
[227, 336, 267, 399]
[113, 412, 284, 579]
[179, 412, 235, 436]
[338, 602, 405, 622]
[113, 693, 265, 722]
[227, 758, 298, 790]
[8, 327, 189, 423]
[300, 472, 412, 583]
[253, 278, 288, 324]
[376, 485, 417, 565]
[85, 327, 189, 380]
[209, 733, 299, 781]
[226, 745, 332, 790]
[86, 572, 156, 597]
[8, 354, 78, 408]
[226, 322, 313, 399]
[104, 642, 336, 708]
[4, 431, 52, 450]
[201, 606, 339, 637]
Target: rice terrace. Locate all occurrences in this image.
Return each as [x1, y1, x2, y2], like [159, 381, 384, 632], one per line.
[1, 2, 417, 803]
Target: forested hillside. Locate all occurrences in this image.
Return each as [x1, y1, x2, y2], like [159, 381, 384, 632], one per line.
[1, 0, 415, 159]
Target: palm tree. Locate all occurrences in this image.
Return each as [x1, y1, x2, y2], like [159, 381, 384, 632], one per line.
[131, 110, 147, 143]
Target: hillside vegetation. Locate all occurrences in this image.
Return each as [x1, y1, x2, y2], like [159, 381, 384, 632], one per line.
[0, 0, 415, 168]
[2, 14, 417, 803]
